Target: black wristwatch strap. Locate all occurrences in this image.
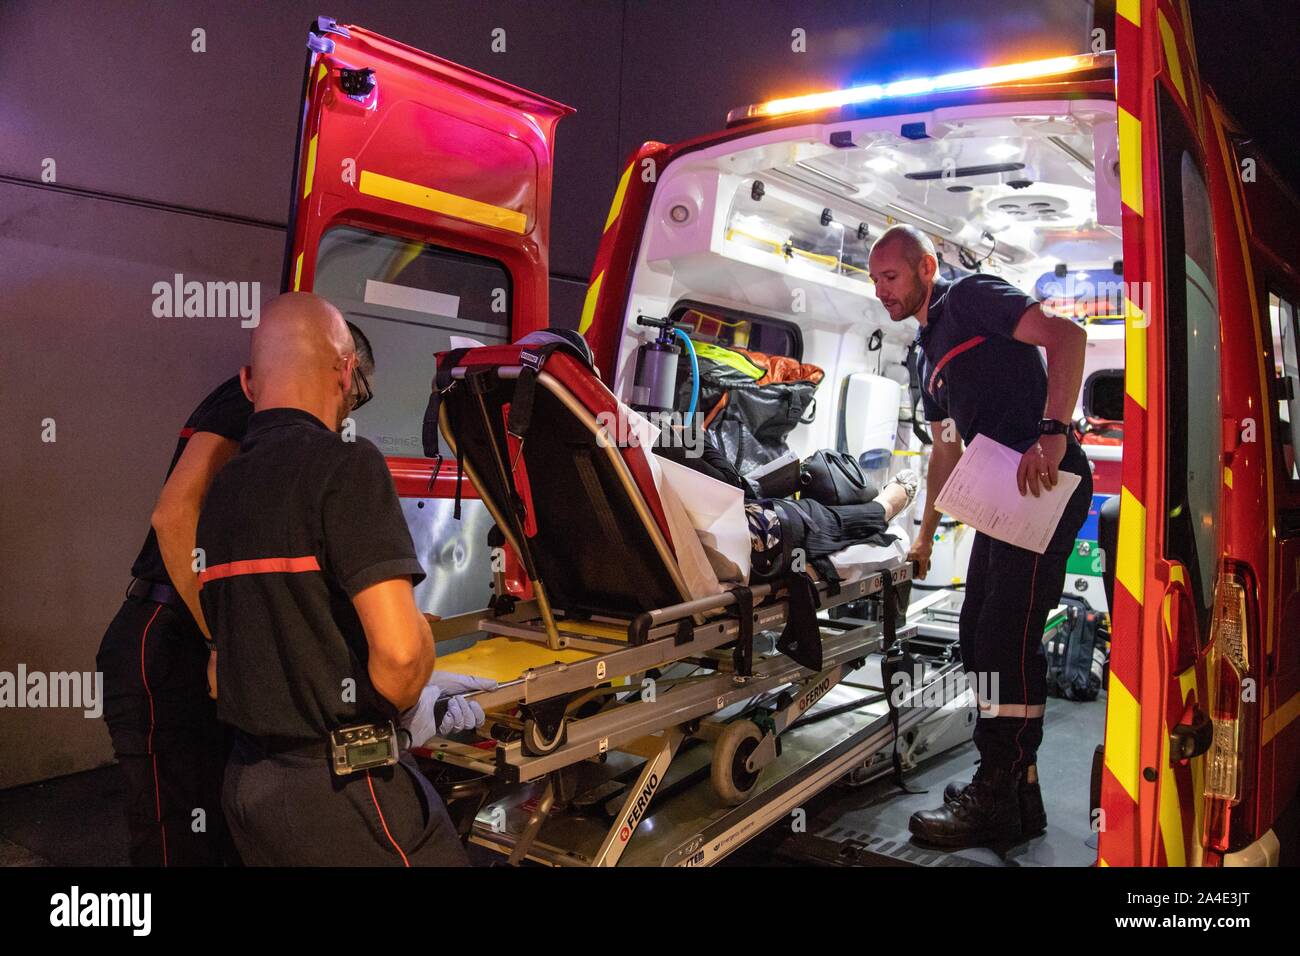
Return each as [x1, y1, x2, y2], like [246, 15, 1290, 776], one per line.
[1038, 418, 1070, 435]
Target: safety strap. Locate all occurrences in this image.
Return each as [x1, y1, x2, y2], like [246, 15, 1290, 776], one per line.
[506, 343, 568, 440]
[926, 335, 986, 395]
[728, 586, 755, 677]
[810, 556, 841, 597]
[776, 573, 824, 672]
[423, 347, 472, 458]
[879, 572, 926, 794]
[904, 341, 932, 446]
[457, 367, 498, 521]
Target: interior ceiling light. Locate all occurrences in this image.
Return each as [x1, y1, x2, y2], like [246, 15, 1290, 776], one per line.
[864, 156, 897, 173]
[793, 161, 862, 195]
[986, 142, 1021, 159]
[904, 161, 1025, 180]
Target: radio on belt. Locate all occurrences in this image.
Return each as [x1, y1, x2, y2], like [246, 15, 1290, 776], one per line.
[329, 721, 400, 776]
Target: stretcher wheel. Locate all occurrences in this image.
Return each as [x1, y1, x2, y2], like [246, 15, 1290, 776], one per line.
[522, 715, 567, 756]
[711, 720, 764, 806]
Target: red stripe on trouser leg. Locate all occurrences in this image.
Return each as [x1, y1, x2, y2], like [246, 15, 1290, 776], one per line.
[138, 604, 169, 867]
[367, 770, 411, 867]
[1012, 555, 1042, 774]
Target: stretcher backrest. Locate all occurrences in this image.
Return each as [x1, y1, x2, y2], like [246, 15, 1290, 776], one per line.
[435, 345, 691, 618]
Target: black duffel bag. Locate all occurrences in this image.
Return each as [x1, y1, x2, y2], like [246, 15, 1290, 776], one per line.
[798, 449, 879, 505]
[673, 342, 823, 473]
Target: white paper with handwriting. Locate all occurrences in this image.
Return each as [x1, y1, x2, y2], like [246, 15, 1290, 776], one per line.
[934, 434, 1080, 554]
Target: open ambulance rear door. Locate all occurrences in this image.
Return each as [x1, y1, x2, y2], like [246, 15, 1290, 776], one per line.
[281, 17, 573, 616]
[1102, 0, 1280, 866]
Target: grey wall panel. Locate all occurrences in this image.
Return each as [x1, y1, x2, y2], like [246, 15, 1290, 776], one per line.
[0, 0, 624, 279]
[0, 181, 283, 789]
[549, 274, 590, 331]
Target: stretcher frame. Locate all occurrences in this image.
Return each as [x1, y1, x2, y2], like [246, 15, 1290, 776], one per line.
[421, 563, 915, 865]
[422, 346, 920, 865]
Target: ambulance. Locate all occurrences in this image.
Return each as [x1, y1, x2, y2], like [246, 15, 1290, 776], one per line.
[279, 3, 1299, 866]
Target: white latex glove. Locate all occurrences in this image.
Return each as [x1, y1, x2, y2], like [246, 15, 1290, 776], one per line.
[400, 672, 496, 746]
[425, 670, 498, 697]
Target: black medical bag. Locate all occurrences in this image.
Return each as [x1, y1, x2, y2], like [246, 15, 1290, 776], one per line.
[1045, 594, 1109, 701]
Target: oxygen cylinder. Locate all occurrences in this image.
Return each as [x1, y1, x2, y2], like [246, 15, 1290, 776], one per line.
[631, 333, 681, 413]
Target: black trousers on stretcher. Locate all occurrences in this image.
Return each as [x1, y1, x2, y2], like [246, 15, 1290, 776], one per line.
[958, 440, 1092, 775]
[95, 597, 236, 866]
[747, 498, 893, 579]
[222, 733, 469, 866]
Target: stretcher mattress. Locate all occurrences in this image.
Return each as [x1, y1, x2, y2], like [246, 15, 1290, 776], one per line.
[437, 637, 594, 684]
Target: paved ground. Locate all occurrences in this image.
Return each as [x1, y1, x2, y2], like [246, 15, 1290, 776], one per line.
[0, 692, 1105, 868]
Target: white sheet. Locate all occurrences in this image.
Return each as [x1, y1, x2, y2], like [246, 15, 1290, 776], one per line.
[824, 520, 911, 583]
[616, 402, 907, 598]
[619, 406, 731, 601]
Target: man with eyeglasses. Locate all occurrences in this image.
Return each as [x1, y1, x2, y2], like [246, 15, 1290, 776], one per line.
[96, 297, 374, 866]
[194, 293, 486, 866]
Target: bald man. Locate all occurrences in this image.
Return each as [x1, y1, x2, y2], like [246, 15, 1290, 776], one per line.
[96, 303, 372, 867]
[195, 293, 485, 866]
[868, 225, 1091, 849]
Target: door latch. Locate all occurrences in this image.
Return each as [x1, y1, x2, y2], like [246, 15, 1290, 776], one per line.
[339, 67, 376, 98]
[1169, 703, 1212, 763]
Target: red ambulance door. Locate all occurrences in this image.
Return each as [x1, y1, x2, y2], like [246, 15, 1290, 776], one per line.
[281, 17, 572, 613]
[1103, 0, 1258, 866]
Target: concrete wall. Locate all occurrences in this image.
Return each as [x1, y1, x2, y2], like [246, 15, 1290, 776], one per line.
[0, 0, 1095, 788]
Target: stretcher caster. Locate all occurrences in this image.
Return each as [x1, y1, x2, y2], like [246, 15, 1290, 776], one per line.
[711, 720, 763, 805]
[522, 715, 567, 756]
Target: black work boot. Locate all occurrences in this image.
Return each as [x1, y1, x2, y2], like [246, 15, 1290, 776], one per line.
[909, 765, 1022, 849]
[943, 763, 1047, 837]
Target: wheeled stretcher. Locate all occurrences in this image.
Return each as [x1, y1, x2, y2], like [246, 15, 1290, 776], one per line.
[415, 341, 948, 865]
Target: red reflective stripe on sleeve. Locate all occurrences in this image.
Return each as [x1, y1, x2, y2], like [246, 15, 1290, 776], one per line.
[198, 556, 321, 586]
[927, 335, 987, 394]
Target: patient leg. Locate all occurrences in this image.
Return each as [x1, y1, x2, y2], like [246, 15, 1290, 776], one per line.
[874, 468, 919, 522]
[746, 468, 918, 579]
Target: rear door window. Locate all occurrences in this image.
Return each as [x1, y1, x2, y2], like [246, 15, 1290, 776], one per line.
[312, 225, 511, 457]
[1159, 85, 1221, 641]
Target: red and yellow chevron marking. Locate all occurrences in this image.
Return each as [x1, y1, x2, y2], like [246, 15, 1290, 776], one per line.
[1102, 0, 1274, 867]
[581, 144, 671, 375]
[1097, 0, 1148, 868]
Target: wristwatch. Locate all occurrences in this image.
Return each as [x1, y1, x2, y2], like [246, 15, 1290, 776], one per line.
[1038, 418, 1070, 436]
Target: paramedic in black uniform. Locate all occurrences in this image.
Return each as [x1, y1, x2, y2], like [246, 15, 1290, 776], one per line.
[195, 292, 489, 866]
[95, 310, 373, 866]
[867, 225, 1091, 848]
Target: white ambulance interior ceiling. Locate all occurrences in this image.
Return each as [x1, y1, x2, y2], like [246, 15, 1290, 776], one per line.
[615, 101, 1124, 457]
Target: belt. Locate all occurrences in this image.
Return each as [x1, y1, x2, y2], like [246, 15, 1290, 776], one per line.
[234, 730, 329, 760]
[126, 577, 181, 607]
